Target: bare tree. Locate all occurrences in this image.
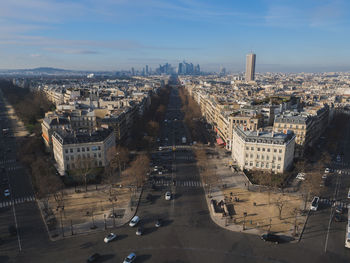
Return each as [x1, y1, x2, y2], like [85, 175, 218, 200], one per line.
[74, 156, 95, 192]
[275, 197, 285, 220]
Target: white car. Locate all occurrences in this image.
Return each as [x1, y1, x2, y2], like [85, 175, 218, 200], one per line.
[158, 146, 163, 151]
[165, 191, 171, 200]
[324, 168, 330, 174]
[129, 216, 140, 227]
[322, 174, 328, 179]
[123, 253, 136, 263]
[103, 233, 117, 243]
[296, 173, 305, 181]
[310, 196, 319, 211]
[4, 189, 10, 197]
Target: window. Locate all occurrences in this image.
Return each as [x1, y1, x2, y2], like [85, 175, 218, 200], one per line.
[266, 156, 269, 160]
[262, 148, 265, 152]
[70, 148, 73, 153]
[71, 163, 75, 169]
[250, 162, 253, 166]
[273, 156, 276, 160]
[251, 147, 254, 150]
[261, 163, 264, 168]
[245, 162, 248, 166]
[86, 147, 90, 151]
[266, 163, 269, 168]
[256, 154, 260, 159]
[250, 154, 253, 158]
[98, 146, 101, 150]
[278, 157, 281, 161]
[256, 163, 259, 167]
[267, 148, 270, 152]
[77, 148, 80, 152]
[94, 153, 97, 158]
[277, 164, 281, 170]
[98, 153, 101, 158]
[272, 164, 275, 168]
[99, 161, 102, 166]
[67, 164, 70, 170]
[290, 125, 293, 128]
[246, 147, 249, 150]
[87, 153, 90, 158]
[279, 149, 282, 153]
[65, 149, 68, 154]
[257, 147, 260, 151]
[274, 149, 277, 153]
[261, 155, 264, 160]
[91, 146, 98, 151]
[245, 154, 248, 158]
[82, 147, 85, 152]
[70, 156, 74, 160]
[65, 156, 69, 161]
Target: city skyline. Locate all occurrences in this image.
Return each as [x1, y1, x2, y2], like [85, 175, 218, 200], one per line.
[0, 0, 350, 72]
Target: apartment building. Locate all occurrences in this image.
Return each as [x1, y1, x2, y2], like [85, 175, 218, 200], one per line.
[273, 104, 329, 157]
[231, 126, 295, 173]
[42, 113, 71, 149]
[52, 128, 115, 175]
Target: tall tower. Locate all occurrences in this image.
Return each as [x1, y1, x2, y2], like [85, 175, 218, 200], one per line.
[245, 53, 256, 82]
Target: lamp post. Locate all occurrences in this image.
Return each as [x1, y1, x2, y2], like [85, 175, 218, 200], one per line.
[243, 212, 247, 230]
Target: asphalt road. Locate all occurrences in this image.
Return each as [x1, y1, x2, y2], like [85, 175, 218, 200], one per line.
[1, 85, 350, 262]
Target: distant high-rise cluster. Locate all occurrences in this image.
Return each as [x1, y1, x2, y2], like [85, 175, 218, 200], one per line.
[178, 61, 200, 75]
[245, 53, 256, 81]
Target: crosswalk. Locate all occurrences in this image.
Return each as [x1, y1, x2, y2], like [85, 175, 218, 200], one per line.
[6, 165, 21, 171]
[0, 195, 36, 208]
[319, 198, 348, 209]
[0, 159, 16, 164]
[153, 179, 202, 188]
[175, 156, 194, 160]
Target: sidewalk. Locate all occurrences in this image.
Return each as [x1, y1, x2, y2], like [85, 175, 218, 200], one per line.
[37, 185, 143, 241]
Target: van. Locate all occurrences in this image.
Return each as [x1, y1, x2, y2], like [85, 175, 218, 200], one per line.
[310, 196, 319, 211]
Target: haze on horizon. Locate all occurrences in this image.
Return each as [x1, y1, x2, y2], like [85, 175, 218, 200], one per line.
[0, 0, 349, 73]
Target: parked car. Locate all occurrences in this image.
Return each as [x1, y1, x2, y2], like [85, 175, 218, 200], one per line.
[165, 191, 171, 200]
[155, 219, 162, 228]
[261, 233, 281, 244]
[129, 216, 140, 227]
[334, 213, 344, 222]
[324, 168, 330, 173]
[136, 226, 143, 236]
[310, 196, 319, 211]
[335, 205, 345, 214]
[103, 233, 117, 243]
[87, 253, 101, 263]
[336, 155, 341, 162]
[123, 253, 136, 263]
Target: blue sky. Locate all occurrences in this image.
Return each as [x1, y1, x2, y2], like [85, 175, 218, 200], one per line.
[0, 0, 349, 72]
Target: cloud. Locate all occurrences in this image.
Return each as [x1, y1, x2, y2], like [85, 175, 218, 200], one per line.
[44, 48, 99, 55]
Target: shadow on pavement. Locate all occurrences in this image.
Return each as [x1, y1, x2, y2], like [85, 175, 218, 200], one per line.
[80, 241, 97, 249]
[0, 255, 10, 263]
[137, 254, 152, 262]
[99, 254, 115, 262]
[117, 234, 128, 241]
[162, 219, 174, 227]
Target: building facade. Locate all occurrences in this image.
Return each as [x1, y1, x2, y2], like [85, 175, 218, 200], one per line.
[245, 53, 256, 82]
[231, 126, 295, 173]
[52, 128, 115, 175]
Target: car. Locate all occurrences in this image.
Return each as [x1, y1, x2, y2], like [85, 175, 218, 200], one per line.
[335, 206, 344, 214]
[336, 155, 341, 162]
[155, 219, 162, 228]
[87, 253, 101, 263]
[296, 173, 305, 180]
[4, 189, 10, 197]
[129, 216, 140, 227]
[261, 233, 281, 244]
[165, 191, 171, 200]
[136, 226, 143, 236]
[310, 196, 319, 211]
[158, 146, 163, 151]
[334, 213, 344, 222]
[324, 168, 330, 173]
[322, 174, 328, 179]
[103, 232, 117, 243]
[123, 253, 136, 263]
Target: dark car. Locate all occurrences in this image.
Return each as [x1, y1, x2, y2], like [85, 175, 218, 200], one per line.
[335, 205, 345, 214]
[261, 233, 281, 244]
[87, 253, 101, 263]
[334, 213, 344, 222]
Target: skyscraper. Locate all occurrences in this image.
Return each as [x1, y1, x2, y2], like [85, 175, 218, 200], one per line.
[245, 53, 256, 81]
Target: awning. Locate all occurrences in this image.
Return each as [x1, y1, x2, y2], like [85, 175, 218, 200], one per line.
[216, 137, 224, 145]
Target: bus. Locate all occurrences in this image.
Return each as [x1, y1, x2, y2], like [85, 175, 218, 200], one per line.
[345, 205, 350, 248]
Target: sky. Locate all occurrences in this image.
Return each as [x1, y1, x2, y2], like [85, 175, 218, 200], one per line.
[0, 0, 350, 72]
